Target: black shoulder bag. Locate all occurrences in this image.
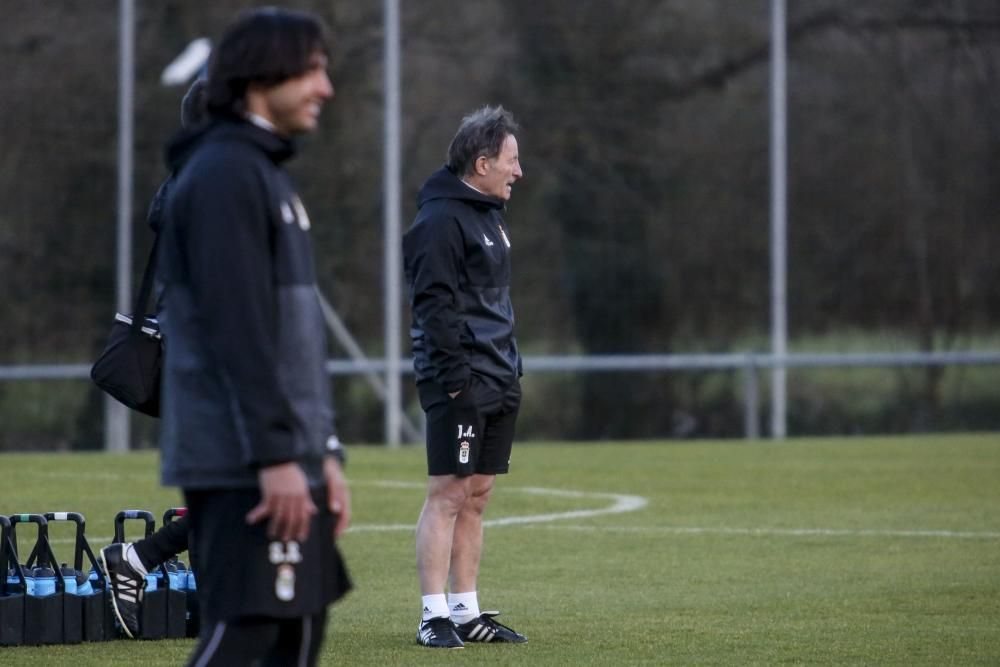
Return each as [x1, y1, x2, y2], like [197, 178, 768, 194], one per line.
[90, 239, 163, 417]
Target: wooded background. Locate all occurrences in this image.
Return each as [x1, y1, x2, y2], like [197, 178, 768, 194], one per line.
[2, 1, 999, 448]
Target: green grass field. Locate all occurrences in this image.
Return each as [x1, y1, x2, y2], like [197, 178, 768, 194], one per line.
[2, 434, 999, 665]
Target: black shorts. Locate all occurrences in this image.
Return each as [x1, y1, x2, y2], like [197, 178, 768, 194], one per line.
[183, 486, 351, 626]
[418, 375, 521, 477]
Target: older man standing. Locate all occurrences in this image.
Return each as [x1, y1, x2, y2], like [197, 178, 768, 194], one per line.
[404, 106, 528, 649]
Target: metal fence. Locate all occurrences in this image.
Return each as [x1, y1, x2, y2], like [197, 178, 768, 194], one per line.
[4, 349, 999, 446]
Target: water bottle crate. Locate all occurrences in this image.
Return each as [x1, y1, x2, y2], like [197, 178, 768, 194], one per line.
[1, 512, 119, 645]
[113, 509, 189, 640]
[2, 509, 196, 645]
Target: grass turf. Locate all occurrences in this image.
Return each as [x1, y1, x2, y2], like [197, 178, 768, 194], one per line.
[1, 434, 998, 665]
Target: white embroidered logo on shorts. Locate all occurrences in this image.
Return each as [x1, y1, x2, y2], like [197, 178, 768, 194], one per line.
[275, 564, 295, 602]
[459, 441, 471, 464]
[269, 540, 302, 602]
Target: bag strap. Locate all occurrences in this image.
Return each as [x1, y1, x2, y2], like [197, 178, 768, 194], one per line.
[130, 236, 160, 335]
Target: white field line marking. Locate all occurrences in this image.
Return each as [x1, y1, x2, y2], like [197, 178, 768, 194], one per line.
[343, 481, 649, 533]
[37, 482, 649, 543]
[44, 524, 1000, 546]
[33, 481, 1000, 543]
[520, 524, 1000, 540]
[25, 470, 126, 481]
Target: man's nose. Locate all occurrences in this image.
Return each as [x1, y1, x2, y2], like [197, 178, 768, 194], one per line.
[318, 73, 334, 99]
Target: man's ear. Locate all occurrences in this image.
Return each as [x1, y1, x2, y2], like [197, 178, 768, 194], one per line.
[474, 155, 490, 176]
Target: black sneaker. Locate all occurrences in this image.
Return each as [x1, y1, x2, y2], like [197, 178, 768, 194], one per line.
[99, 543, 145, 639]
[455, 611, 528, 643]
[416, 616, 464, 648]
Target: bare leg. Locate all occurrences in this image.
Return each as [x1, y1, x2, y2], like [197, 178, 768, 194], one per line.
[416, 475, 474, 596]
[449, 474, 495, 594]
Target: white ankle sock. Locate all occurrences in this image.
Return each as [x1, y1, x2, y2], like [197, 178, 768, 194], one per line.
[125, 544, 148, 576]
[448, 591, 480, 624]
[421, 594, 449, 621]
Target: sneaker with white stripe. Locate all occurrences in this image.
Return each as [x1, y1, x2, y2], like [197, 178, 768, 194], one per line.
[99, 543, 145, 639]
[417, 616, 464, 648]
[455, 611, 528, 644]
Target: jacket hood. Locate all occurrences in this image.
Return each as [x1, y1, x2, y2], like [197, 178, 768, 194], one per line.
[165, 117, 296, 173]
[416, 165, 504, 211]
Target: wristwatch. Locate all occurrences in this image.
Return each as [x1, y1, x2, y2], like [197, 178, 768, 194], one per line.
[325, 435, 346, 466]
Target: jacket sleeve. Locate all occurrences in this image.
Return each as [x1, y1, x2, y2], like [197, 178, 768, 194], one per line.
[403, 214, 470, 393]
[179, 151, 296, 469]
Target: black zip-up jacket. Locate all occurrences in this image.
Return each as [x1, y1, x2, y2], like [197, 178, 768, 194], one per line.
[403, 166, 522, 394]
[158, 119, 337, 489]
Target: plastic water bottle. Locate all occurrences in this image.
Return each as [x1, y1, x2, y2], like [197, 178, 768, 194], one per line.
[174, 561, 189, 590]
[167, 563, 182, 590]
[31, 566, 57, 596]
[59, 565, 77, 595]
[6, 567, 23, 595]
[145, 572, 158, 592]
[76, 570, 93, 596]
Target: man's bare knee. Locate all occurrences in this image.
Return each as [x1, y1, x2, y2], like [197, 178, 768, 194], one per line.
[425, 475, 474, 515]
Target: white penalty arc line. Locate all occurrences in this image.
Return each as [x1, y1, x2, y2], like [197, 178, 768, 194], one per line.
[345, 481, 649, 533]
[344, 482, 1000, 540]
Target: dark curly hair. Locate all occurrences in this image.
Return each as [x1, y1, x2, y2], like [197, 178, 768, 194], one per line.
[205, 7, 329, 119]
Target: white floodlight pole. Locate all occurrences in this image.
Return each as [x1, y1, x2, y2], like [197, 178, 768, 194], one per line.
[383, 0, 403, 447]
[769, 0, 788, 439]
[106, 0, 135, 452]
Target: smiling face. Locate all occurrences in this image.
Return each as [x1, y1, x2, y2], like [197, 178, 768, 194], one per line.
[468, 134, 523, 201]
[247, 51, 334, 136]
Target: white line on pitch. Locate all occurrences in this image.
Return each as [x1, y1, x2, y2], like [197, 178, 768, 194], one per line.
[520, 524, 1000, 540]
[344, 483, 649, 532]
[37, 483, 649, 542]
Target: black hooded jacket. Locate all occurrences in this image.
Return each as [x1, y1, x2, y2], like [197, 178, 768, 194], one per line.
[157, 118, 336, 490]
[403, 166, 522, 394]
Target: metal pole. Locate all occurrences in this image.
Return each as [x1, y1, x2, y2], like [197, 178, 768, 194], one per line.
[383, 0, 403, 447]
[769, 0, 788, 439]
[742, 357, 760, 440]
[106, 0, 135, 452]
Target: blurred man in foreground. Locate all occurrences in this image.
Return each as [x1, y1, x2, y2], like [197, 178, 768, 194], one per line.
[158, 8, 350, 665]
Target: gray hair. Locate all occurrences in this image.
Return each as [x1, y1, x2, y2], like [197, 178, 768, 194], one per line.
[446, 105, 520, 177]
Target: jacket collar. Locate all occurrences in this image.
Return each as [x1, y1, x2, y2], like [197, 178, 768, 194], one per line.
[416, 166, 505, 211]
[166, 117, 296, 172]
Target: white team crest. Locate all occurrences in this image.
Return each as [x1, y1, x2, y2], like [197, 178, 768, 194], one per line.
[269, 541, 301, 602]
[459, 441, 471, 464]
[483, 234, 495, 247]
[275, 564, 295, 602]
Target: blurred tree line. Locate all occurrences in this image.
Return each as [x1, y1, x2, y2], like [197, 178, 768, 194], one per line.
[1, 0, 999, 448]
